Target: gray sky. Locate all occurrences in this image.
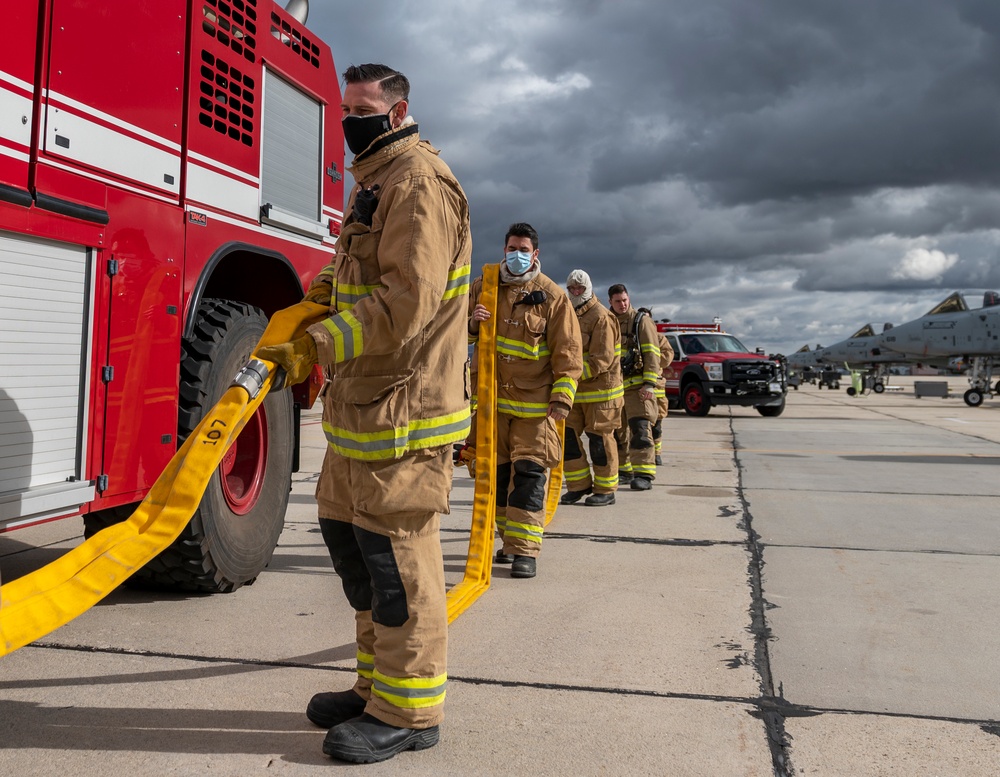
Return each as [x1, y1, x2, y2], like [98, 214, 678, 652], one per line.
[308, 0, 1000, 354]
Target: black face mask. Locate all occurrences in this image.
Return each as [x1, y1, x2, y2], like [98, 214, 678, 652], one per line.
[342, 113, 391, 155]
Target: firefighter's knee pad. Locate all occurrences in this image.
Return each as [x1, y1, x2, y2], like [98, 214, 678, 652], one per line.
[628, 417, 653, 449]
[354, 527, 409, 628]
[496, 462, 512, 507]
[319, 519, 372, 612]
[564, 427, 583, 460]
[588, 435, 608, 467]
[652, 419, 663, 441]
[509, 460, 547, 512]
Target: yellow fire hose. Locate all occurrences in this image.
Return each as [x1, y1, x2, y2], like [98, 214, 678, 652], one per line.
[446, 265, 564, 622]
[0, 302, 329, 658]
[1, 269, 566, 653]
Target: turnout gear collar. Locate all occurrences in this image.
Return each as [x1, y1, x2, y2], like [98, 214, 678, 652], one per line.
[500, 258, 541, 285]
[349, 121, 422, 180]
[566, 269, 594, 308]
[574, 295, 598, 317]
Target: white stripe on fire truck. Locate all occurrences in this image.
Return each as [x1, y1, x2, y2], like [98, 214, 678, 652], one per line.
[186, 149, 259, 186]
[186, 161, 259, 219]
[0, 69, 34, 95]
[45, 89, 181, 153]
[186, 206, 339, 251]
[41, 159, 178, 205]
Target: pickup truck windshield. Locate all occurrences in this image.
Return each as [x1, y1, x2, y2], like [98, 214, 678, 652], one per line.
[678, 334, 751, 355]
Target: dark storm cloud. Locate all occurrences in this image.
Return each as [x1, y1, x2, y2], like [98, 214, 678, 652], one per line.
[307, 0, 1000, 351]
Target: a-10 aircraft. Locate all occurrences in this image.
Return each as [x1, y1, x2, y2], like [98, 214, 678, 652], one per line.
[785, 323, 945, 394]
[876, 291, 1000, 406]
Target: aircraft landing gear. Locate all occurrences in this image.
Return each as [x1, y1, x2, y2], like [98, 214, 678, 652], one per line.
[873, 381, 885, 394]
[964, 388, 985, 407]
[964, 357, 994, 408]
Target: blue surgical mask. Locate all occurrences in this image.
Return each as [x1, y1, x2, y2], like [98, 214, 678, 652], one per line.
[504, 250, 533, 275]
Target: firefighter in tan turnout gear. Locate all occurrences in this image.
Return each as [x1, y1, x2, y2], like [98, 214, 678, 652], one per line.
[559, 270, 624, 507]
[608, 284, 661, 490]
[258, 64, 471, 764]
[642, 315, 674, 466]
[469, 223, 582, 579]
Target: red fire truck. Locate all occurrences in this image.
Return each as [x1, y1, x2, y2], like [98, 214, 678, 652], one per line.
[657, 320, 787, 417]
[0, 0, 344, 591]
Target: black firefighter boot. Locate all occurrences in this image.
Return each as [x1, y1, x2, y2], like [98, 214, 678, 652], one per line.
[559, 487, 592, 505]
[307, 689, 368, 729]
[585, 492, 616, 507]
[323, 713, 440, 764]
[511, 555, 537, 578]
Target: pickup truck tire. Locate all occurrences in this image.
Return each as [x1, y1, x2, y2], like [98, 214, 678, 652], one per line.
[682, 381, 712, 417]
[756, 398, 786, 417]
[85, 300, 293, 593]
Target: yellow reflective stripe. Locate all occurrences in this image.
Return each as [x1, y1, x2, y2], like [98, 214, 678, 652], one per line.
[615, 343, 622, 356]
[653, 387, 666, 398]
[334, 281, 383, 312]
[655, 439, 662, 453]
[623, 375, 647, 389]
[371, 669, 447, 710]
[564, 466, 591, 482]
[321, 310, 364, 363]
[643, 369, 661, 384]
[575, 384, 624, 403]
[581, 360, 594, 382]
[357, 650, 375, 679]
[497, 398, 549, 418]
[505, 519, 544, 544]
[442, 264, 471, 300]
[633, 464, 656, 476]
[496, 336, 540, 360]
[640, 343, 660, 355]
[620, 461, 633, 473]
[551, 376, 577, 404]
[323, 407, 471, 461]
[495, 515, 507, 532]
[594, 474, 618, 489]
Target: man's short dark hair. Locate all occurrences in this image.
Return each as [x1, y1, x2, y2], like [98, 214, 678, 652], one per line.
[608, 284, 628, 298]
[342, 63, 410, 105]
[505, 222, 539, 250]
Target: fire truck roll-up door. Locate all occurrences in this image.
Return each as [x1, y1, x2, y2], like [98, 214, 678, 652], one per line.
[259, 69, 325, 239]
[0, 231, 95, 530]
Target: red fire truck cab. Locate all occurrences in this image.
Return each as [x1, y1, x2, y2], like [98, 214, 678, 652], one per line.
[0, 0, 344, 591]
[658, 321, 787, 417]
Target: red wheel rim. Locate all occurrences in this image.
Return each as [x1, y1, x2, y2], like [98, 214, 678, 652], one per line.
[220, 403, 268, 515]
[685, 387, 703, 413]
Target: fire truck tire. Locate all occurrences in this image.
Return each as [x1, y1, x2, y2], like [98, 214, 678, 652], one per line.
[140, 299, 293, 592]
[756, 398, 786, 417]
[682, 381, 712, 417]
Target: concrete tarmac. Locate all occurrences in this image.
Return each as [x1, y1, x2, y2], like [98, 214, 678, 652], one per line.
[1, 376, 999, 775]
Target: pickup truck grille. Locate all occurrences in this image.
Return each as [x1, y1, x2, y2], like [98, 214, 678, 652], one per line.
[727, 361, 776, 382]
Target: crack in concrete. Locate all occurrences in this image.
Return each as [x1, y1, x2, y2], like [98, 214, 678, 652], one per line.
[730, 414, 794, 777]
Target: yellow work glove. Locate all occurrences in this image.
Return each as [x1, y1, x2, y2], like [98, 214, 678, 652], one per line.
[303, 279, 333, 307]
[257, 334, 318, 389]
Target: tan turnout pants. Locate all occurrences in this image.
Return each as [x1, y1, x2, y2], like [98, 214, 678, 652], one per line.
[563, 401, 621, 494]
[317, 445, 452, 729]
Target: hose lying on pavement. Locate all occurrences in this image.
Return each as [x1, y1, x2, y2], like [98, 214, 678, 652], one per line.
[0, 302, 329, 658]
[0, 274, 566, 654]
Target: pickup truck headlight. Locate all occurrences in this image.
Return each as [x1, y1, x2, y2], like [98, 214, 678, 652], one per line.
[706, 363, 723, 381]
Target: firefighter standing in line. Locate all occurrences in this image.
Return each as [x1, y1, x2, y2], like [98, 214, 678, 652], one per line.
[258, 63, 471, 764]
[636, 310, 674, 466]
[559, 270, 623, 507]
[608, 284, 661, 490]
[468, 223, 582, 578]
